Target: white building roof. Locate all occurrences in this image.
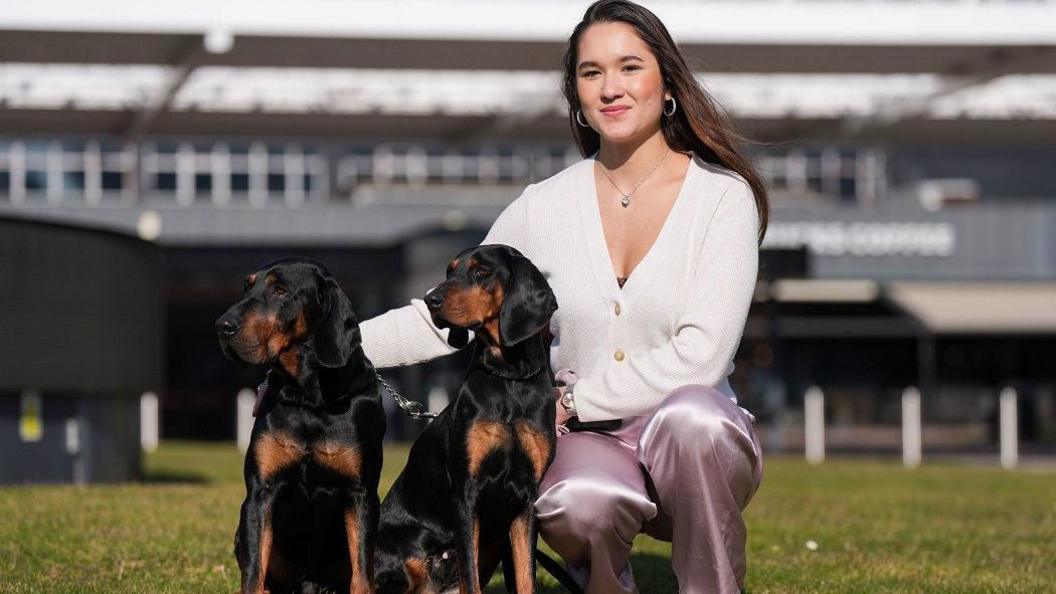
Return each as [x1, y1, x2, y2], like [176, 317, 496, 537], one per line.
[5, 0, 1056, 45]
[2, 0, 1055, 140]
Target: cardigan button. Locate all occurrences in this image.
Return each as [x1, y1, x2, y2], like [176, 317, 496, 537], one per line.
[614, 349, 625, 362]
[614, 303, 622, 316]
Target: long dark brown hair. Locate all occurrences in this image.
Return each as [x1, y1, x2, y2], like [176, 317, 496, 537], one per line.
[562, 0, 769, 241]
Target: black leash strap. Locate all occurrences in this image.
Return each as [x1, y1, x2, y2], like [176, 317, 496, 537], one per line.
[534, 548, 584, 594]
[375, 371, 439, 420]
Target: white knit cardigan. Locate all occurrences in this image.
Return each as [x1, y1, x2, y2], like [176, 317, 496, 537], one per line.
[360, 153, 759, 422]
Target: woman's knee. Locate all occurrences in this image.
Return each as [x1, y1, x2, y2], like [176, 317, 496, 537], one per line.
[535, 475, 653, 543]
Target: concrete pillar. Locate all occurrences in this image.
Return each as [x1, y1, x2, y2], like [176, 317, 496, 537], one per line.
[1000, 386, 1018, 469]
[902, 387, 922, 468]
[140, 392, 159, 453]
[237, 388, 256, 454]
[804, 385, 825, 465]
[427, 385, 449, 418]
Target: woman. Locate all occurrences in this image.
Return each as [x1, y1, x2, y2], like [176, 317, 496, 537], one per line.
[361, 1, 767, 592]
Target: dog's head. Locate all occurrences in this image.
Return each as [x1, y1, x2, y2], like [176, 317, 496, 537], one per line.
[424, 244, 557, 349]
[215, 258, 360, 374]
[374, 524, 458, 594]
[375, 551, 457, 594]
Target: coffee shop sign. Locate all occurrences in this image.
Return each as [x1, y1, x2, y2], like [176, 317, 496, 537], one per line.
[762, 222, 956, 257]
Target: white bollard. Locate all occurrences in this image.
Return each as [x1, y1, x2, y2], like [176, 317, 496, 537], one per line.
[902, 387, 922, 468]
[237, 388, 256, 454]
[66, 418, 86, 485]
[427, 386, 449, 418]
[804, 386, 825, 465]
[1000, 387, 1018, 469]
[140, 392, 159, 453]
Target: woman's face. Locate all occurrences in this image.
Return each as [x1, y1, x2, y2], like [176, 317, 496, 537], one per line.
[575, 21, 668, 146]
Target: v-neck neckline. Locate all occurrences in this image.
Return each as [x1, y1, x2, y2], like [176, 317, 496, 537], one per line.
[580, 152, 696, 298]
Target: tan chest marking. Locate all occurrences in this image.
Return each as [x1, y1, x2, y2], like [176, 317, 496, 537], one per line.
[514, 421, 552, 481]
[313, 442, 362, 478]
[255, 431, 306, 480]
[254, 433, 361, 480]
[466, 420, 511, 476]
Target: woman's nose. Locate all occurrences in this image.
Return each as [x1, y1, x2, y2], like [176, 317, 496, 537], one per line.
[601, 80, 624, 101]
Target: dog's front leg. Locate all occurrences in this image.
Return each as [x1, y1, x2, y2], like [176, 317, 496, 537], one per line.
[456, 488, 483, 594]
[237, 484, 276, 594]
[343, 488, 378, 594]
[507, 509, 536, 594]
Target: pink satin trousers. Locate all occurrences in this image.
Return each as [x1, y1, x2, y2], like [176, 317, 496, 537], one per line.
[535, 385, 763, 593]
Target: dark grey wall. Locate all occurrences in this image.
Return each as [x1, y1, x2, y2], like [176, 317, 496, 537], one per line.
[0, 219, 159, 483]
[0, 218, 163, 393]
[887, 147, 1056, 198]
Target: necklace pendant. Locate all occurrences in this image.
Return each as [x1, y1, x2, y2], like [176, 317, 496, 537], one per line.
[620, 195, 631, 208]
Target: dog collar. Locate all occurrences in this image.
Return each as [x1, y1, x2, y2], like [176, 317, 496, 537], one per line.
[480, 362, 546, 381]
[253, 372, 270, 417]
[254, 367, 371, 414]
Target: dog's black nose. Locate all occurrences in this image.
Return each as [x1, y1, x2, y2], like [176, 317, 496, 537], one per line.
[425, 289, 444, 309]
[216, 315, 240, 337]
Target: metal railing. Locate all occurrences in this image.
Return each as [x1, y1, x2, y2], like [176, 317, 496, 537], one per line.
[757, 148, 887, 207]
[0, 140, 886, 208]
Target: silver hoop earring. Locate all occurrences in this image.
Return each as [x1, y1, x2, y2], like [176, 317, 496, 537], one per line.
[576, 110, 590, 128]
[664, 97, 677, 117]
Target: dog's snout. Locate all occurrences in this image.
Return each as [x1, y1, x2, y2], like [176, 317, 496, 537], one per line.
[425, 289, 444, 309]
[216, 315, 241, 337]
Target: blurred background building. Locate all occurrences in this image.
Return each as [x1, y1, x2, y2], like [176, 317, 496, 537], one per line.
[2, 0, 1054, 482]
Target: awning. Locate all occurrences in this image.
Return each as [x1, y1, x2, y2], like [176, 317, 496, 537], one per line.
[886, 282, 1056, 334]
[769, 279, 880, 303]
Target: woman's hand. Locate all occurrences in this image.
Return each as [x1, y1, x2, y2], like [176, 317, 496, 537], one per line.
[554, 386, 573, 432]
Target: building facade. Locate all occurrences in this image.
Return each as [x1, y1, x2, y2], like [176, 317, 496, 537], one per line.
[2, 1, 1055, 479]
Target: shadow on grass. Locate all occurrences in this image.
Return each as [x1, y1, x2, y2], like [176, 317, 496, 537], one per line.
[630, 551, 677, 593]
[482, 551, 677, 593]
[141, 441, 247, 484]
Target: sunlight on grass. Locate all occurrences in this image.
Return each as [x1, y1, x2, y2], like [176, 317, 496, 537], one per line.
[0, 443, 1053, 593]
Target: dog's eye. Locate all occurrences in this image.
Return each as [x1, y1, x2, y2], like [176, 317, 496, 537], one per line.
[473, 268, 490, 280]
[274, 286, 288, 297]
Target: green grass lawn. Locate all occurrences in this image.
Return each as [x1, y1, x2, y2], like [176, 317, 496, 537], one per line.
[1, 442, 1053, 593]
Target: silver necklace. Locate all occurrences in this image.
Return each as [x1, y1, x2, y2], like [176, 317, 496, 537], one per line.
[599, 149, 670, 208]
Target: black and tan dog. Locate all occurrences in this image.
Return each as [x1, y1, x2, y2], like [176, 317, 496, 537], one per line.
[374, 244, 558, 594]
[216, 258, 385, 594]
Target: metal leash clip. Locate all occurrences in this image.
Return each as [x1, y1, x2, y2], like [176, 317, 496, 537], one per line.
[375, 371, 438, 420]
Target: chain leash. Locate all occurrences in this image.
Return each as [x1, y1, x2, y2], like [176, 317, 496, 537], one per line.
[375, 371, 438, 420]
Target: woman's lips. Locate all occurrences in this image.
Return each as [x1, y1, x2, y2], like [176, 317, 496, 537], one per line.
[600, 106, 630, 118]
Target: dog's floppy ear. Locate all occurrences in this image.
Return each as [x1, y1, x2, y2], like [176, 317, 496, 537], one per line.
[499, 249, 557, 347]
[314, 276, 361, 368]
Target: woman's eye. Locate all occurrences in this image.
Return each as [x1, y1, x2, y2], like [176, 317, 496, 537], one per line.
[581, 70, 600, 79]
[623, 65, 641, 72]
